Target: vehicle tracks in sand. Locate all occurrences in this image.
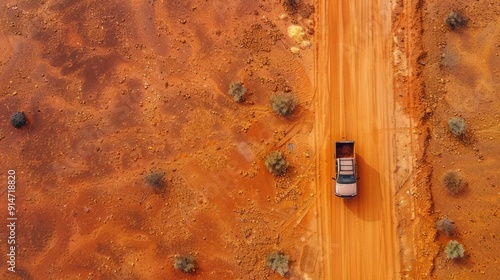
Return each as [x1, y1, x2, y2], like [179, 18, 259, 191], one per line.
[315, 1, 405, 279]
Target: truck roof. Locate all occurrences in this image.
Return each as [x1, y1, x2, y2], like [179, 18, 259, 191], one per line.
[338, 158, 355, 175]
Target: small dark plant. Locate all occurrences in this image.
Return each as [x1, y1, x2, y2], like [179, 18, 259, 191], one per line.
[266, 251, 290, 277]
[445, 240, 464, 259]
[174, 255, 196, 273]
[265, 151, 288, 176]
[271, 92, 297, 116]
[283, 0, 298, 11]
[436, 217, 455, 237]
[445, 12, 467, 30]
[442, 170, 467, 195]
[145, 170, 166, 189]
[10, 112, 27, 128]
[447, 117, 466, 137]
[228, 81, 247, 103]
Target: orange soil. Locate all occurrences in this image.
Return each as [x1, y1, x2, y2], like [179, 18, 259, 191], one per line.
[416, 0, 500, 279]
[316, 0, 402, 279]
[392, 0, 500, 278]
[0, 1, 319, 279]
[1, 0, 498, 279]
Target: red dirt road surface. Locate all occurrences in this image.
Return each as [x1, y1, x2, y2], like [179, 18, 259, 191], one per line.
[316, 0, 403, 279]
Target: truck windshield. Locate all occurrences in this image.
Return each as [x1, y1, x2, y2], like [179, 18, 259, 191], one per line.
[337, 175, 356, 184]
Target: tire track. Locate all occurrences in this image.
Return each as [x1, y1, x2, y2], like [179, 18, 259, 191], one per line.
[316, 0, 401, 279]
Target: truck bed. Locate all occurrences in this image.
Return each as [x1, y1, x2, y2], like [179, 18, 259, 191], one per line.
[335, 141, 354, 158]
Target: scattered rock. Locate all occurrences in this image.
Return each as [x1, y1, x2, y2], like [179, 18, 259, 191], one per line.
[287, 25, 305, 44]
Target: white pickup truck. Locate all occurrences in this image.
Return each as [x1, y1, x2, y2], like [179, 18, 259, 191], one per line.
[333, 141, 359, 198]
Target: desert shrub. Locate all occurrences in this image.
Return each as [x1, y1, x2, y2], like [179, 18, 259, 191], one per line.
[266, 251, 290, 277]
[265, 151, 288, 176]
[436, 217, 455, 236]
[445, 240, 465, 259]
[10, 112, 27, 128]
[442, 170, 467, 195]
[228, 81, 247, 103]
[286, 0, 297, 8]
[271, 92, 297, 116]
[445, 12, 466, 30]
[145, 170, 166, 189]
[447, 117, 466, 137]
[174, 255, 196, 273]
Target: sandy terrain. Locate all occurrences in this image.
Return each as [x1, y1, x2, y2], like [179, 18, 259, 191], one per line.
[391, 0, 500, 278]
[411, 0, 500, 279]
[315, 0, 406, 279]
[1, 0, 498, 279]
[0, 1, 319, 279]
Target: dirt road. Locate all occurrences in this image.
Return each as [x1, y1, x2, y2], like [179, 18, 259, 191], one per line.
[316, 1, 401, 279]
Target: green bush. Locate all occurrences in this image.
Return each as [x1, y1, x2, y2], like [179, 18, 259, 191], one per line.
[447, 117, 466, 137]
[228, 81, 247, 103]
[271, 92, 297, 116]
[265, 151, 288, 176]
[174, 255, 196, 273]
[145, 170, 166, 189]
[445, 240, 464, 259]
[445, 12, 467, 30]
[442, 170, 467, 195]
[266, 251, 290, 277]
[436, 217, 455, 236]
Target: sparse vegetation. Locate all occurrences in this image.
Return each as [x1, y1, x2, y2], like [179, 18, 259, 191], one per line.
[442, 170, 467, 195]
[445, 240, 465, 260]
[145, 170, 166, 189]
[271, 92, 297, 116]
[283, 0, 299, 13]
[447, 117, 466, 137]
[228, 81, 247, 103]
[174, 255, 196, 273]
[286, 0, 297, 8]
[445, 12, 467, 30]
[265, 151, 288, 176]
[266, 251, 290, 277]
[436, 217, 456, 236]
[10, 112, 27, 128]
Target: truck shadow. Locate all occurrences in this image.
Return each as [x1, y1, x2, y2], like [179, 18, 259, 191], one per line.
[342, 154, 382, 222]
